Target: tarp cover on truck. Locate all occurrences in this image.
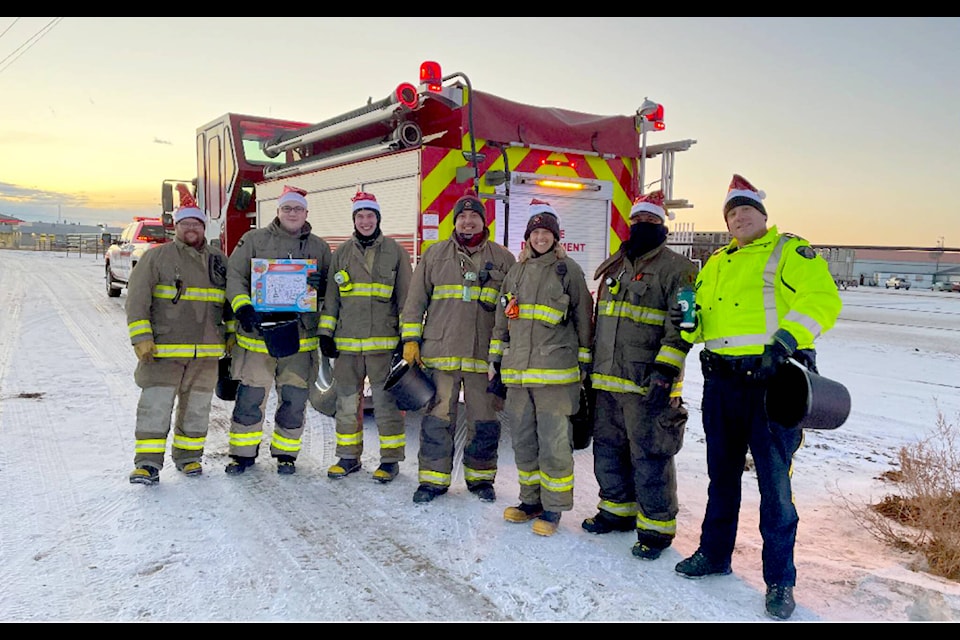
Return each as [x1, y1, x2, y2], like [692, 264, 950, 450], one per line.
[469, 90, 640, 159]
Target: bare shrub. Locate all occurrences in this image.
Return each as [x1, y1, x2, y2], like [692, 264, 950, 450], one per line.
[838, 410, 960, 581]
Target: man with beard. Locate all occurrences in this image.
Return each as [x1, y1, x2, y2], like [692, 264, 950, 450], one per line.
[583, 190, 698, 561]
[319, 191, 413, 483]
[127, 187, 229, 484]
[400, 189, 516, 504]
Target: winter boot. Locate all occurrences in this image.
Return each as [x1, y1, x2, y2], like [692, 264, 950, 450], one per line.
[469, 483, 496, 503]
[412, 484, 448, 504]
[179, 461, 202, 476]
[503, 502, 544, 523]
[129, 465, 159, 485]
[674, 549, 732, 579]
[532, 511, 561, 536]
[631, 542, 664, 561]
[765, 585, 796, 620]
[372, 462, 399, 483]
[225, 455, 255, 475]
[581, 510, 635, 534]
[276, 455, 296, 475]
[327, 457, 362, 479]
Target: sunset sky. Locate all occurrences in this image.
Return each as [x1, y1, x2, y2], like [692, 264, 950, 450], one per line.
[1, 17, 957, 247]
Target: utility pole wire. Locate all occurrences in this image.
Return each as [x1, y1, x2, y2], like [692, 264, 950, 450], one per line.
[0, 17, 64, 76]
[0, 17, 23, 42]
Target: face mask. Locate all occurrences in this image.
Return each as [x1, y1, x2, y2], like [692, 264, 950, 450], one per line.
[624, 221, 667, 259]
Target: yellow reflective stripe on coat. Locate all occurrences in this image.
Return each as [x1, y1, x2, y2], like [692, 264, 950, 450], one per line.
[540, 470, 574, 494]
[655, 345, 687, 370]
[271, 432, 302, 453]
[502, 366, 580, 386]
[228, 430, 263, 448]
[173, 434, 206, 451]
[154, 343, 225, 358]
[578, 347, 592, 364]
[591, 373, 643, 394]
[478, 286, 499, 306]
[335, 336, 400, 353]
[128, 319, 152, 339]
[432, 284, 466, 300]
[379, 433, 406, 450]
[422, 356, 488, 373]
[401, 322, 423, 340]
[153, 284, 226, 302]
[319, 315, 337, 331]
[517, 303, 565, 325]
[339, 282, 394, 299]
[236, 334, 319, 354]
[419, 469, 451, 487]
[597, 300, 667, 326]
[134, 438, 166, 454]
[231, 294, 253, 311]
[489, 339, 506, 357]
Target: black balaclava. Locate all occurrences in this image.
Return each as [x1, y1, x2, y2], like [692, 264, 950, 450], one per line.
[353, 208, 382, 247]
[623, 221, 667, 260]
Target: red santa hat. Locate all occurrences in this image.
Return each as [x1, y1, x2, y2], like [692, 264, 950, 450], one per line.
[278, 185, 308, 210]
[173, 183, 205, 225]
[351, 191, 381, 221]
[524, 199, 561, 241]
[723, 174, 767, 217]
[629, 190, 672, 222]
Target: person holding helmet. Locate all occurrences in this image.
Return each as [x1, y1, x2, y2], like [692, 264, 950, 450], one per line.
[489, 199, 593, 537]
[224, 185, 332, 476]
[127, 186, 229, 484]
[400, 189, 516, 505]
[318, 190, 412, 483]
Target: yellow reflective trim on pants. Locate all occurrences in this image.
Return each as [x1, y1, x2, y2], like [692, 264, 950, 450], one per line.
[271, 432, 302, 453]
[379, 433, 406, 450]
[229, 431, 263, 447]
[336, 432, 363, 447]
[599, 499, 638, 518]
[418, 469, 451, 487]
[540, 470, 574, 493]
[636, 511, 676, 536]
[464, 467, 496, 482]
[518, 469, 541, 486]
[134, 438, 166, 454]
[173, 434, 206, 451]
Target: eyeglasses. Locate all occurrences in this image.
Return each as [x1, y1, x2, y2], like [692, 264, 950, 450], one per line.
[280, 206, 307, 214]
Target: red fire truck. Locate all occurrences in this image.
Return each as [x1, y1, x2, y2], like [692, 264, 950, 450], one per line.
[162, 61, 696, 294]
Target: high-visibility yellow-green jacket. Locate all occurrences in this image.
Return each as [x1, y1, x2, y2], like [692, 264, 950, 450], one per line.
[683, 226, 842, 355]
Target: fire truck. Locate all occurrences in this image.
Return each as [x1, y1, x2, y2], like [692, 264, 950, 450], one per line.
[162, 60, 696, 294]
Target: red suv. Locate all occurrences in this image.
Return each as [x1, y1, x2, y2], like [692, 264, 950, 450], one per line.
[105, 217, 171, 297]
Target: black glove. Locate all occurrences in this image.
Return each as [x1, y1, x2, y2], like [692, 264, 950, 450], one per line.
[668, 302, 698, 331]
[645, 366, 675, 414]
[319, 335, 339, 359]
[486, 360, 506, 399]
[235, 305, 261, 333]
[306, 270, 324, 291]
[755, 329, 797, 382]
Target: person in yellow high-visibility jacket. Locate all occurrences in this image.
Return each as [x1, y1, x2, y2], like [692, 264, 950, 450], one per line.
[673, 174, 842, 621]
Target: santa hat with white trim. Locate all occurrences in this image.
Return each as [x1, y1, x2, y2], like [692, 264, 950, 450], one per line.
[723, 174, 767, 218]
[629, 190, 672, 222]
[278, 185, 308, 210]
[351, 191, 381, 222]
[173, 183, 205, 225]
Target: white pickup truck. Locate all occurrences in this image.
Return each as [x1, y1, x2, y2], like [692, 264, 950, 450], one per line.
[105, 217, 171, 297]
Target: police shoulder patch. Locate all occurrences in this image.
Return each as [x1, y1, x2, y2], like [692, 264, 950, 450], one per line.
[796, 245, 816, 259]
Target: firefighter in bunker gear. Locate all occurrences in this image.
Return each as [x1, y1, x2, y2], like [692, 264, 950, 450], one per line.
[127, 192, 228, 484]
[490, 200, 593, 537]
[400, 190, 516, 504]
[674, 174, 841, 621]
[224, 185, 332, 476]
[318, 191, 413, 483]
[585, 191, 698, 559]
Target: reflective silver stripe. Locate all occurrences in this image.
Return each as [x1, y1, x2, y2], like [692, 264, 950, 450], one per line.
[785, 309, 823, 339]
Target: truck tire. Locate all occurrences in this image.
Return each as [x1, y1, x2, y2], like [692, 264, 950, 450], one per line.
[106, 262, 121, 297]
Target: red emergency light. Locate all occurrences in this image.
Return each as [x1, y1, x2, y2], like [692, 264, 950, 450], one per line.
[644, 103, 665, 131]
[420, 61, 443, 93]
[540, 159, 577, 170]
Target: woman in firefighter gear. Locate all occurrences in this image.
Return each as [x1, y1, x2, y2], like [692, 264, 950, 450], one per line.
[584, 190, 699, 560]
[318, 191, 413, 483]
[223, 185, 332, 476]
[673, 175, 841, 621]
[127, 190, 228, 484]
[489, 200, 593, 537]
[400, 190, 516, 504]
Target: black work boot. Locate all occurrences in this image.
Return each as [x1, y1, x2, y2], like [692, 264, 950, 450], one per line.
[412, 484, 448, 504]
[225, 455, 255, 475]
[765, 585, 796, 620]
[327, 457, 362, 479]
[581, 510, 635, 534]
[674, 549, 732, 579]
[276, 455, 296, 475]
[470, 483, 496, 503]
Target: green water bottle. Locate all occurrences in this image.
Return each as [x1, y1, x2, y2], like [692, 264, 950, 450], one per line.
[677, 287, 696, 330]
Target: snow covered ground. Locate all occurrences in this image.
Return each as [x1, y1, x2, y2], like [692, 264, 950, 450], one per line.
[1, 248, 959, 623]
